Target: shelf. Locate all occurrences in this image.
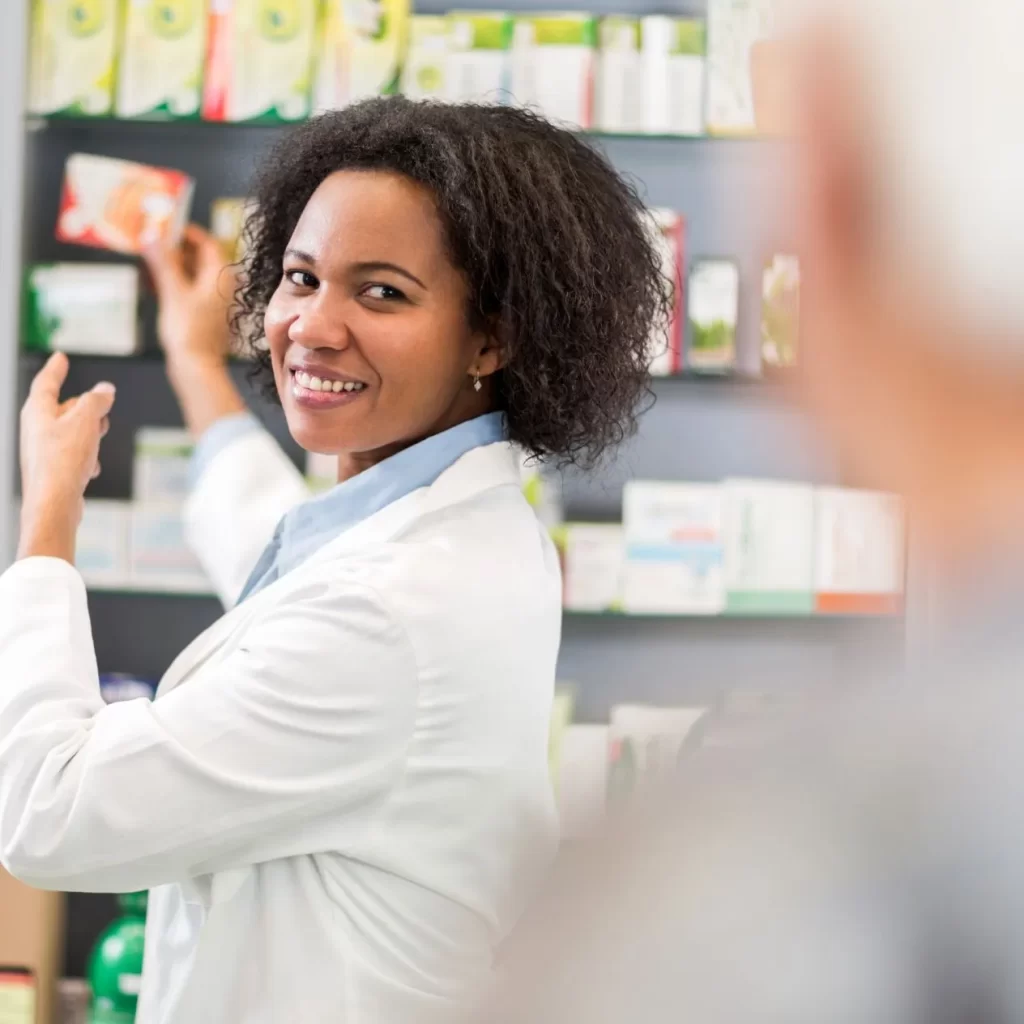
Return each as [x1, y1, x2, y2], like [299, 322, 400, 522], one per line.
[26, 114, 783, 148]
[564, 608, 903, 621]
[87, 584, 218, 600]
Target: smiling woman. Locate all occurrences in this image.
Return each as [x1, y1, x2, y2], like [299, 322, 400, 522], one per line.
[0, 97, 669, 1024]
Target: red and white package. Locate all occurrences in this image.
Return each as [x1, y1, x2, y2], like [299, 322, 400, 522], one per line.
[57, 153, 194, 254]
[646, 208, 685, 377]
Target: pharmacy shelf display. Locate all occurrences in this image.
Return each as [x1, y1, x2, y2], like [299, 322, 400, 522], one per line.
[7, 0, 909, 981]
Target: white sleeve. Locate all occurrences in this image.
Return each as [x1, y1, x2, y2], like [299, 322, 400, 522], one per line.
[0, 557, 417, 893]
[185, 427, 310, 607]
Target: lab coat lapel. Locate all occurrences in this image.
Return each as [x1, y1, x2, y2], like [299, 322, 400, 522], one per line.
[156, 442, 521, 698]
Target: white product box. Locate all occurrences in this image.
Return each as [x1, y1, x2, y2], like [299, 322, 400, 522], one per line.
[556, 724, 609, 839]
[686, 258, 739, 373]
[594, 16, 641, 133]
[761, 252, 800, 370]
[510, 13, 597, 129]
[706, 0, 779, 136]
[645, 208, 685, 376]
[723, 478, 815, 614]
[116, 0, 208, 120]
[608, 704, 707, 802]
[562, 523, 624, 612]
[446, 11, 514, 104]
[203, 0, 319, 122]
[814, 488, 905, 614]
[400, 15, 450, 100]
[130, 503, 213, 594]
[305, 451, 338, 493]
[315, 0, 410, 111]
[25, 264, 139, 356]
[28, 0, 119, 116]
[623, 481, 725, 615]
[76, 500, 132, 589]
[641, 16, 706, 136]
[134, 428, 194, 503]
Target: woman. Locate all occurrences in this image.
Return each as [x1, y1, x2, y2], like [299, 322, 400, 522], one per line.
[0, 99, 667, 1023]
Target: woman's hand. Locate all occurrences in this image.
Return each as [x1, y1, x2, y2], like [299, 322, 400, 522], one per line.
[18, 353, 116, 563]
[145, 223, 248, 439]
[145, 224, 238, 371]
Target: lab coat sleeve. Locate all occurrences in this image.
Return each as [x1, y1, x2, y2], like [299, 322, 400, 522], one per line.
[184, 425, 311, 608]
[0, 557, 418, 893]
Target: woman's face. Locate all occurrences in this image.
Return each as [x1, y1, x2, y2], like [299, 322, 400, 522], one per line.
[264, 169, 496, 462]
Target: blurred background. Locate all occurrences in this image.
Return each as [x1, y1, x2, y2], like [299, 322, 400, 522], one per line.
[0, 1, 922, 1022]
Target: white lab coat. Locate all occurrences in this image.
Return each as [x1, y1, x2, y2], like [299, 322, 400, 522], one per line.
[0, 432, 562, 1023]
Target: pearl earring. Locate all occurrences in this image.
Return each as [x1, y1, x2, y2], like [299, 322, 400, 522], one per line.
[473, 374, 482, 393]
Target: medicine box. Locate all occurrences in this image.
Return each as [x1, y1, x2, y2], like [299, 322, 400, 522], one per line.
[562, 523, 624, 613]
[641, 16, 706, 136]
[686, 258, 738, 373]
[134, 428, 194, 503]
[623, 481, 725, 615]
[706, 0, 778, 136]
[305, 451, 338, 493]
[203, 0, 319, 123]
[446, 11, 514, 104]
[76, 500, 132, 589]
[129, 502, 214, 594]
[116, 0, 208, 120]
[760, 253, 800, 370]
[24, 263, 140, 356]
[814, 487, 905, 615]
[510, 13, 597, 130]
[723, 477, 815, 614]
[646, 208, 685, 377]
[28, 0, 119, 117]
[594, 16, 641, 133]
[57, 153, 194, 254]
[400, 15, 450, 100]
[314, 0, 409, 111]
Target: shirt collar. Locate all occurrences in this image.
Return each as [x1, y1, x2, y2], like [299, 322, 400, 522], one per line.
[276, 412, 507, 577]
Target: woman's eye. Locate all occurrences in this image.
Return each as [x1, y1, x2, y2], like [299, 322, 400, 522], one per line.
[362, 284, 406, 302]
[285, 270, 318, 289]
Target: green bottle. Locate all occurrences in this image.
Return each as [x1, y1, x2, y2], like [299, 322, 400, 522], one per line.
[87, 892, 147, 1024]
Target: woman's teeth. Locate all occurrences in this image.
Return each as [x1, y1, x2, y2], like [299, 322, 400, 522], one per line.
[293, 371, 366, 394]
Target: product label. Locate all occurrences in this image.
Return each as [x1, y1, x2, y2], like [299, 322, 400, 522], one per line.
[28, 0, 119, 116]
[204, 0, 319, 122]
[0, 971, 35, 1024]
[117, 0, 207, 119]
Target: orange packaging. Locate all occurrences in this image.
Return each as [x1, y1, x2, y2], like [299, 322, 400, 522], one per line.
[57, 153, 195, 254]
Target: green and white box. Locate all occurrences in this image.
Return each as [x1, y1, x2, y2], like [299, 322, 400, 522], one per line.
[116, 0, 208, 120]
[594, 16, 641, 133]
[446, 11, 514, 104]
[305, 451, 338, 493]
[510, 13, 597, 129]
[400, 15, 449, 99]
[28, 0, 119, 116]
[134, 428, 194, 503]
[723, 478, 815, 614]
[686, 258, 738, 373]
[641, 16, 705, 136]
[24, 263, 139, 356]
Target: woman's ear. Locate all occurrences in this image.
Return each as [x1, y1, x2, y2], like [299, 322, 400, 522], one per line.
[473, 324, 508, 379]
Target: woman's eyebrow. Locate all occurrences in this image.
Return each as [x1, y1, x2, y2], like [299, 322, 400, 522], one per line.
[284, 247, 317, 264]
[352, 261, 427, 289]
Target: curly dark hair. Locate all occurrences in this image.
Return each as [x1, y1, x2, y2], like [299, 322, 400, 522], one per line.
[236, 97, 670, 469]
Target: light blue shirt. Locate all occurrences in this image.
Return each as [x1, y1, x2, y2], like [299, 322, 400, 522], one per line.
[192, 411, 508, 605]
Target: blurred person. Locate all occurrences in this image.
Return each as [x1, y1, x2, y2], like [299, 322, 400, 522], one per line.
[0, 99, 670, 1024]
[474, 2, 1024, 1022]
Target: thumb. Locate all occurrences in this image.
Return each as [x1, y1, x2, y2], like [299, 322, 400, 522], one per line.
[72, 381, 117, 421]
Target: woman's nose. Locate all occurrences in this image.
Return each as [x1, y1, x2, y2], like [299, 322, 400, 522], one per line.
[288, 297, 351, 351]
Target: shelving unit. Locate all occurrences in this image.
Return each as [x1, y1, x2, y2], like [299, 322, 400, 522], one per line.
[0, 0, 914, 988]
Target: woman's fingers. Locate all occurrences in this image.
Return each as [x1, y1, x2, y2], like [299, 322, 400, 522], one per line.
[27, 352, 69, 410]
